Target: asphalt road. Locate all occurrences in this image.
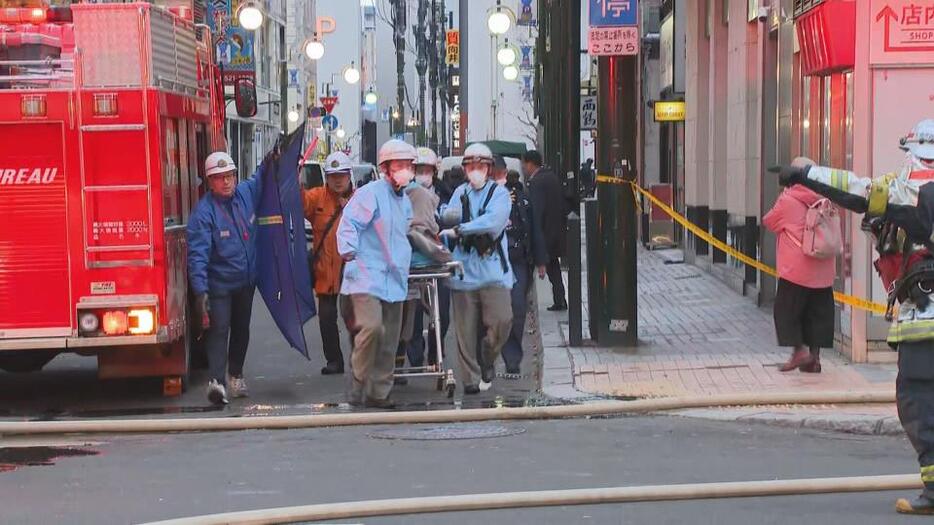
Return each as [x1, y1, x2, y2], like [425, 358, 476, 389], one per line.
[0, 416, 922, 524]
[0, 291, 544, 420]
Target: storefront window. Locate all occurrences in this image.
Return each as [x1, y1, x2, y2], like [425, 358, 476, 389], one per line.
[801, 76, 811, 157]
[845, 72, 854, 170]
[821, 76, 832, 165]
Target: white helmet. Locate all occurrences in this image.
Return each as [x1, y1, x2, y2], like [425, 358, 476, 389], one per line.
[901, 119, 934, 160]
[205, 151, 237, 177]
[378, 139, 417, 166]
[324, 151, 353, 175]
[461, 143, 494, 166]
[415, 147, 439, 169]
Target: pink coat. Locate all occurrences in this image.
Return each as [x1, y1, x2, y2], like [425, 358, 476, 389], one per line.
[762, 185, 837, 289]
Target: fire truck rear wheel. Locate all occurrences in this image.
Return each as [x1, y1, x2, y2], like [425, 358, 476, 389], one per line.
[0, 351, 58, 373]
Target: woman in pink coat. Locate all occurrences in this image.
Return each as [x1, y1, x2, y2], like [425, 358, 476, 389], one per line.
[762, 159, 837, 373]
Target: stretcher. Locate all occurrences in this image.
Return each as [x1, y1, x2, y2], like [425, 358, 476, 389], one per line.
[395, 261, 462, 398]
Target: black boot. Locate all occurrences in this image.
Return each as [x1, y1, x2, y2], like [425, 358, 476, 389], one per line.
[896, 494, 934, 515]
[321, 362, 344, 375]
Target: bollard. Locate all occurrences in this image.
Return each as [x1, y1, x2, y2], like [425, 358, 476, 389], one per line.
[567, 209, 582, 346]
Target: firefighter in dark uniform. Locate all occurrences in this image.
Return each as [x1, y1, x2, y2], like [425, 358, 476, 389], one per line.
[772, 119, 934, 515]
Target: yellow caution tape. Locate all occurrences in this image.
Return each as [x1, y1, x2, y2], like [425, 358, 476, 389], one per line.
[596, 174, 888, 315]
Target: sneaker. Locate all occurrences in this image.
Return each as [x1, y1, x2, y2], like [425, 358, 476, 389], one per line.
[547, 303, 568, 312]
[464, 385, 481, 395]
[364, 397, 396, 409]
[479, 379, 493, 392]
[228, 375, 249, 398]
[321, 362, 344, 375]
[206, 379, 228, 405]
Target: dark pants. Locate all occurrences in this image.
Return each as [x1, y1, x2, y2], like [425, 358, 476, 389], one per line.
[502, 260, 530, 372]
[317, 294, 344, 367]
[896, 341, 934, 499]
[206, 285, 255, 386]
[546, 256, 566, 306]
[396, 279, 450, 367]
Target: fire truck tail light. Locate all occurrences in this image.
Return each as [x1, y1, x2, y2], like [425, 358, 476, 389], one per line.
[128, 309, 155, 335]
[0, 8, 46, 24]
[102, 311, 128, 336]
[92, 93, 118, 116]
[21, 94, 47, 118]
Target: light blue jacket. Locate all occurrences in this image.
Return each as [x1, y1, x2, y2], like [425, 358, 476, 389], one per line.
[337, 178, 413, 302]
[445, 180, 514, 291]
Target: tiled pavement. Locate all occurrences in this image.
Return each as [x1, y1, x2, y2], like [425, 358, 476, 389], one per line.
[542, 247, 897, 402]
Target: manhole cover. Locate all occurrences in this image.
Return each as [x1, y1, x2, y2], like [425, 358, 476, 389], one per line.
[369, 424, 526, 441]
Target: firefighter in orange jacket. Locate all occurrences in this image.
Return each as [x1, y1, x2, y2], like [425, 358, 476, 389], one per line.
[303, 152, 353, 375]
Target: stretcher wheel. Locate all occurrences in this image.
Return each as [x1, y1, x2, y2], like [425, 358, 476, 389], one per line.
[446, 382, 456, 398]
[445, 370, 456, 398]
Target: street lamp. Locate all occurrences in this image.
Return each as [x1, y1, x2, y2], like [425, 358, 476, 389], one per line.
[503, 65, 519, 81]
[335, 128, 346, 139]
[342, 62, 360, 85]
[236, 1, 264, 31]
[487, 1, 514, 35]
[287, 108, 300, 123]
[302, 36, 325, 61]
[496, 40, 519, 66]
[364, 88, 378, 106]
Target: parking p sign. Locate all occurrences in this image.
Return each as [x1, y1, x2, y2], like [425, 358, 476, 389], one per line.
[590, 0, 638, 27]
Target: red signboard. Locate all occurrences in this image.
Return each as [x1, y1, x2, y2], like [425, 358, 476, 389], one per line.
[795, 0, 856, 76]
[870, 0, 934, 65]
[320, 96, 338, 114]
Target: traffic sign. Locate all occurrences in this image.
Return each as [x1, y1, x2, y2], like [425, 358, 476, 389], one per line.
[589, 0, 638, 27]
[322, 114, 339, 132]
[320, 96, 339, 114]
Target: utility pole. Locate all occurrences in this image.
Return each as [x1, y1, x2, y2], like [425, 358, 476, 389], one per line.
[458, 0, 468, 151]
[428, 0, 439, 151]
[415, 0, 428, 146]
[562, 0, 582, 345]
[595, 54, 638, 346]
[392, 0, 407, 139]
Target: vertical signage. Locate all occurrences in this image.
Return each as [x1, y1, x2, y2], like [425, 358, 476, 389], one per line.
[588, 0, 640, 57]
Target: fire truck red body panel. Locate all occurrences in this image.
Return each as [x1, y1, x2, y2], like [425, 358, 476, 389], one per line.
[0, 2, 226, 387]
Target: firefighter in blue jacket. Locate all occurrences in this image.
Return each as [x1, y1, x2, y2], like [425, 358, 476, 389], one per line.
[187, 151, 261, 406]
[440, 143, 514, 394]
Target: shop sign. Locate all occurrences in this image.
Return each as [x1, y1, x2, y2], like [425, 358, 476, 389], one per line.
[588, 26, 639, 56]
[580, 95, 597, 130]
[446, 30, 460, 66]
[654, 101, 685, 122]
[871, 1, 934, 65]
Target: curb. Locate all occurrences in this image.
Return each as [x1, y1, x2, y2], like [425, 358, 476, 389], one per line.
[666, 408, 904, 437]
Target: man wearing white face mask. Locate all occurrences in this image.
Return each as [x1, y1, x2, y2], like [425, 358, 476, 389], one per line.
[337, 139, 415, 409]
[440, 143, 514, 394]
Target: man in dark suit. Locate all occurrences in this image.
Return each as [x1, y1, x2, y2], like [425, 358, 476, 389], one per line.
[522, 150, 568, 311]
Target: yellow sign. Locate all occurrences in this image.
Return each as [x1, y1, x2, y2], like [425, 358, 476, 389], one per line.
[654, 101, 686, 122]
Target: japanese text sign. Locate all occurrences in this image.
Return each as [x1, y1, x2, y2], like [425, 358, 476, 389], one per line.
[205, 0, 256, 85]
[871, 0, 934, 65]
[588, 26, 639, 56]
[590, 0, 638, 27]
[580, 96, 597, 130]
[446, 30, 460, 65]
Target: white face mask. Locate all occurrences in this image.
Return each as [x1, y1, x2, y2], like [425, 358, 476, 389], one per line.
[390, 168, 415, 187]
[467, 169, 487, 189]
[416, 174, 434, 188]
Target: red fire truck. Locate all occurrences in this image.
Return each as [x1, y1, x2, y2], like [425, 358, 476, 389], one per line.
[0, 1, 256, 394]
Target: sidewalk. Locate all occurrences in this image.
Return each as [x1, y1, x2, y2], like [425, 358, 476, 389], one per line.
[538, 247, 902, 436]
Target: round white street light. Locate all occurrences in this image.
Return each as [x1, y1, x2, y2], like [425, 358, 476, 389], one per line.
[497, 45, 518, 66]
[287, 109, 300, 123]
[335, 128, 346, 139]
[303, 39, 325, 60]
[503, 65, 519, 81]
[364, 89, 378, 105]
[343, 62, 360, 85]
[487, 2, 512, 35]
[236, 1, 264, 31]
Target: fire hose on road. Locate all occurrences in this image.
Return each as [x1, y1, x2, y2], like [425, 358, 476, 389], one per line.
[140, 474, 921, 525]
[0, 390, 894, 436]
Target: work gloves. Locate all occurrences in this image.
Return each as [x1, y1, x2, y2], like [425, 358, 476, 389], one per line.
[194, 293, 211, 332]
[767, 164, 811, 187]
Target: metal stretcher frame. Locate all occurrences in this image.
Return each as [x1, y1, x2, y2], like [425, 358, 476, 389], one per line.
[395, 261, 462, 397]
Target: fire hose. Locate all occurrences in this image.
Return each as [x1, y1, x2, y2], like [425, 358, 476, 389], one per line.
[0, 390, 894, 436]
[140, 474, 920, 525]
